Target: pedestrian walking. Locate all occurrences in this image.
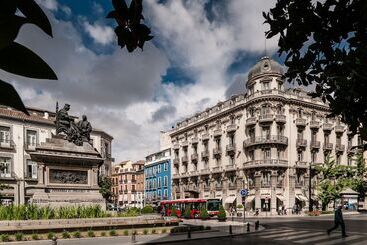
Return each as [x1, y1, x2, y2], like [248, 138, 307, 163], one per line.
[327, 205, 347, 237]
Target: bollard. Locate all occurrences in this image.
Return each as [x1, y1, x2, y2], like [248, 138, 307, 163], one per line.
[131, 230, 137, 243]
[247, 222, 250, 232]
[51, 236, 57, 245]
[255, 220, 259, 230]
[229, 225, 233, 235]
[187, 226, 191, 239]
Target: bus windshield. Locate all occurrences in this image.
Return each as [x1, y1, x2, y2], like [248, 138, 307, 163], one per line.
[207, 199, 221, 211]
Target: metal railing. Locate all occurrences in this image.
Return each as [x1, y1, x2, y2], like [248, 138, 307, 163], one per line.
[243, 135, 288, 147]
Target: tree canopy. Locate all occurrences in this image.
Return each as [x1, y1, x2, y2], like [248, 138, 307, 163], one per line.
[264, 0, 367, 140]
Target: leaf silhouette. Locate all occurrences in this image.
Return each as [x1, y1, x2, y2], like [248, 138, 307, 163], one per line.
[17, 0, 53, 37]
[0, 42, 57, 80]
[0, 0, 17, 16]
[0, 79, 29, 115]
[0, 16, 27, 50]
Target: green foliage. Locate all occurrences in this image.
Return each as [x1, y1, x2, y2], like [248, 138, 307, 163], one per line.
[141, 205, 154, 214]
[200, 208, 209, 220]
[0, 234, 9, 242]
[73, 231, 81, 238]
[143, 229, 148, 235]
[123, 230, 129, 236]
[264, 0, 367, 138]
[14, 232, 23, 241]
[47, 232, 55, 240]
[98, 177, 114, 202]
[183, 207, 191, 219]
[31, 233, 39, 240]
[87, 230, 95, 237]
[170, 207, 177, 217]
[218, 205, 226, 220]
[101, 231, 106, 237]
[62, 231, 71, 239]
[117, 208, 139, 217]
[109, 229, 117, 236]
[151, 229, 156, 234]
[161, 228, 167, 234]
[237, 204, 244, 209]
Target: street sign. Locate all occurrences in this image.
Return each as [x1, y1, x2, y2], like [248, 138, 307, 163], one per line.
[240, 189, 249, 197]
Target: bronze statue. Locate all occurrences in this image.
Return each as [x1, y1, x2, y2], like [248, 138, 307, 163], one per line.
[55, 103, 93, 146]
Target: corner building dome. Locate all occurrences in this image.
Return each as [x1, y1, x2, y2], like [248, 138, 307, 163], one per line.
[248, 56, 283, 80]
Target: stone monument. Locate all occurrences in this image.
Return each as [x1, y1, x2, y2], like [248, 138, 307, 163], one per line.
[30, 103, 105, 209]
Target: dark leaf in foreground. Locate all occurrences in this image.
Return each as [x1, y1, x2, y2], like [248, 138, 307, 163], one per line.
[0, 42, 57, 80]
[0, 79, 29, 115]
[0, 16, 27, 50]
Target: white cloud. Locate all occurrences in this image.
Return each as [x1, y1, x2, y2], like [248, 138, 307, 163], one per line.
[36, 0, 58, 11]
[83, 22, 115, 45]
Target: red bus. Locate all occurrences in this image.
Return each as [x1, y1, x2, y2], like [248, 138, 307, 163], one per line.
[159, 198, 222, 218]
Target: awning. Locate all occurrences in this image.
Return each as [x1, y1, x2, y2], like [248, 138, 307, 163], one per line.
[245, 195, 255, 202]
[296, 194, 308, 202]
[260, 194, 271, 199]
[276, 194, 285, 201]
[224, 196, 237, 204]
[340, 188, 359, 196]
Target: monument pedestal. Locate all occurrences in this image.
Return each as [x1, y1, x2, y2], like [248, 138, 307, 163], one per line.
[30, 135, 106, 209]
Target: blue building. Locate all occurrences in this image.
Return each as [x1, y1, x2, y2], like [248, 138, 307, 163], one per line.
[144, 148, 171, 206]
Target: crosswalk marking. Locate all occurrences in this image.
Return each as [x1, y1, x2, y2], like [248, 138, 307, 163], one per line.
[261, 230, 310, 239]
[275, 231, 324, 241]
[255, 229, 293, 236]
[293, 233, 340, 243]
[315, 235, 363, 245]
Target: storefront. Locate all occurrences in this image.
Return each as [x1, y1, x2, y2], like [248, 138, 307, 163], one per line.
[340, 188, 359, 211]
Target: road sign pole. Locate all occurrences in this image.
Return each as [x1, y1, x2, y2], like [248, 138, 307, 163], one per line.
[243, 196, 246, 224]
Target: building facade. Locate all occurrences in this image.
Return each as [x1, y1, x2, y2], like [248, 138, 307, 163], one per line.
[168, 57, 360, 215]
[145, 148, 172, 206]
[111, 160, 145, 208]
[0, 106, 113, 205]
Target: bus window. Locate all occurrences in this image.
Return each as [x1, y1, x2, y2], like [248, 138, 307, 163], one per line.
[207, 199, 221, 211]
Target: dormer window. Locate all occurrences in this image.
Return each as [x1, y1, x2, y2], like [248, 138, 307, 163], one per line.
[262, 81, 270, 90]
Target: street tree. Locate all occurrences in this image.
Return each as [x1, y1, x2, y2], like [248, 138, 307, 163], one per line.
[264, 0, 367, 140]
[98, 176, 114, 203]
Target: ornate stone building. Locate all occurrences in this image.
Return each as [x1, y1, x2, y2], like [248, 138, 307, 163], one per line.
[0, 106, 113, 205]
[168, 57, 360, 215]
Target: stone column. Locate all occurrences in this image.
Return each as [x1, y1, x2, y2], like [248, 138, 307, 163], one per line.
[304, 172, 310, 210]
[37, 164, 45, 185]
[254, 171, 262, 210]
[288, 167, 296, 215]
[270, 170, 278, 215]
[14, 183, 19, 205]
[92, 167, 99, 187]
[19, 180, 25, 204]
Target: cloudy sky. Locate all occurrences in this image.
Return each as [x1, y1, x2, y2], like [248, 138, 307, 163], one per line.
[0, 0, 282, 162]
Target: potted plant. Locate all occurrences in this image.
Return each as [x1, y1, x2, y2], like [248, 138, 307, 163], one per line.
[236, 204, 244, 217]
[217, 205, 227, 222]
[200, 208, 209, 220]
[184, 207, 192, 219]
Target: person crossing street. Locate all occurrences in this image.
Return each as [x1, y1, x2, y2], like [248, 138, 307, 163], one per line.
[327, 205, 347, 237]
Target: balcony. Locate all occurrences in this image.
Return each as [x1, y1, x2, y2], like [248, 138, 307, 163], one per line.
[259, 114, 274, 123]
[323, 142, 333, 151]
[226, 124, 237, 133]
[181, 156, 188, 164]
[225, 164, 236, 172]
[323, 123, 333, 131]
[246, 117, 257, 126]
[226, 144, 236, 155]
[295, 118, 306, 127]
[204, 186, 210, 192]
[201, 150, 209, 160]
[215, 184, 222, 191]
[213, 147, 222, 157]
[0, 140, 15, 150]
[335, 143, 345, 152]
[181, 140, 188, 147]
[310, 120, 320, 129]
[191, 137, 199, 145]
[335, 125, 345, 133]
[173, 143, 180, 150]
[275, 114, 286, 123]
[172, 173, 180, 179]
[202, 133, 210, 141]
[228, 182, 236, 190]
[295, 161, 308, 168]
[243, 159, 288, 169]
[200, 168, 210, 175]
[243, 135, 288, 148]
[24, 143, 38, 151]
[191, 153, 198, 163]
[190, 170, 199, 176]
[310, 140, 321, 149]
[296, 139, 307, 148]
[213, 129, 222, 137]
[173, 158, 180, 166]
[181, 172, 189, 178]
[212, 166, 222, 173]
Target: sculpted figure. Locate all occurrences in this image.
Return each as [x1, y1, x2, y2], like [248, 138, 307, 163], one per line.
[55, 104, 73, 135]
[77, 115, 92, 143]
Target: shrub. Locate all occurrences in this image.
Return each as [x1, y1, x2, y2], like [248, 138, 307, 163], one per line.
[170, 208, 177, 217]
[15, 232, 23, 241]
[73, 231, 81, 238]
[101, 231, 106, 237]
[218, 205, 226, 221]
[161, 228, 167, 234]
[183, 207, 192, 219]
[141, 205, 154, 214]
[0, 234, 9, 242]
[62, 231, 71, 239]
[237, 204, 244, 209]
[47, 232, 55, 240]
[123, 230, 129, 236]
[151, 229, 156, 234]
[31, 233, 39, 240]
[109, 229, 117, 236]
[87, 230, 95, 237]
[200, 208, 209, 220]
[143, 229, 149, 235]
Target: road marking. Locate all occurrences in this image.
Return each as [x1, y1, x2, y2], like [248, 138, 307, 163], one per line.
[293, 233, 340, 243]
[275, 231, 324, 241]
[346, 239, 367, 245]
[255, 229, 293, 236]
[260, 230, 310, 239]
[314, 235, 363, 245]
